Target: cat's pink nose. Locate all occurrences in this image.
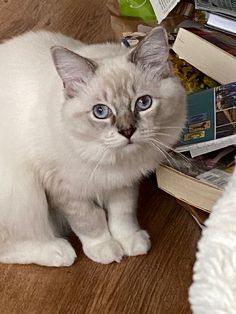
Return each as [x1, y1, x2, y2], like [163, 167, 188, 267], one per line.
[118, 127, 136, 139]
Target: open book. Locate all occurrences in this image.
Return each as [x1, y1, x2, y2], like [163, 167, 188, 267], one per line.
[156, 165, 223, 213]
[149, 0, 181, 23]
[157, 146, 235, 212]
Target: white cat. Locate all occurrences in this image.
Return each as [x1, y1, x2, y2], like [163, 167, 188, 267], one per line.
[0, 28, 186, 266]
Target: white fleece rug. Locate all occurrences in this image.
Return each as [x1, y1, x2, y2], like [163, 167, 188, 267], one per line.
[189, 167, 236, 314]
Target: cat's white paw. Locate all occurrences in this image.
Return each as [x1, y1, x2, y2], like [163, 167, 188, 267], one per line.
[83, 239, 124, 264]
[117, 230, 151, 256]
[0, 239, 77, 267]
[41, 239, 77, 267]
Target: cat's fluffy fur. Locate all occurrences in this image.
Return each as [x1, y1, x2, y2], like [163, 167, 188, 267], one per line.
[0, 28, 186, 266]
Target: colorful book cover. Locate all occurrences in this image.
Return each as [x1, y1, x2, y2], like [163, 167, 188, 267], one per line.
[177, 81, 236, 147]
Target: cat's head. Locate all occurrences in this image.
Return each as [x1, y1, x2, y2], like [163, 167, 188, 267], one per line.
[51, 27, 186, 170]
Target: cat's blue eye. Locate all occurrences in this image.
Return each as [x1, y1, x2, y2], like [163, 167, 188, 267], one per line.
[93, 104, 111, 119]
[135, 95, 152, 111]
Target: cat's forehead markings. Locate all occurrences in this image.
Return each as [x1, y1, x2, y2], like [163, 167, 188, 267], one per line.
[94, 68, 137, 110]
[102, 90, 108, 103]
[131, 82, 136, 95]
[106, 79, 135, 105]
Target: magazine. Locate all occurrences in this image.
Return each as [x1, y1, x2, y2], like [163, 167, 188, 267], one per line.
[149, 0, 181, 23]
[195, 0, 236, 17]
[176, 82, 236, 157]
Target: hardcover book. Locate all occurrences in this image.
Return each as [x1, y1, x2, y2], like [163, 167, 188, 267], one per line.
[204, 12, 236, 36]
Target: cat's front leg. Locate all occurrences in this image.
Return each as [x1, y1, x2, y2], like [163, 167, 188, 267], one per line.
[64, 200, 124, 264]
[107, 186, 151, 257]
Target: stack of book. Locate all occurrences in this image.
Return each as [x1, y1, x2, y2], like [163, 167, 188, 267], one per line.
[156, 2, 236, 225]
[194, 0, 236, 36]
[157, 82, 236, 225]
[172, 23, 236, 85]
[118, 0, 236, 225]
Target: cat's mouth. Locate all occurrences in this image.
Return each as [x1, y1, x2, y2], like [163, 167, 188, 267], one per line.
[122, 140, 138, 152]
[109, 138, 137, 151]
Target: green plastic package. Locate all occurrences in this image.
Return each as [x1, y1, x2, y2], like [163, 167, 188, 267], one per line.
[119, 0, 157, 21]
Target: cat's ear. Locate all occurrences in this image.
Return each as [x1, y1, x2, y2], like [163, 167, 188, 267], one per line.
[51, 46, 97, 97]
[129, 27, 170, 76]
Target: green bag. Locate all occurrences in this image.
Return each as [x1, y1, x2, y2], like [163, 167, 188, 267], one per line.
[119, 0, 156, 21]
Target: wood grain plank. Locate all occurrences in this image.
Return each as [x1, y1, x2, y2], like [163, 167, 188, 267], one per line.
[0, 0, 114, 43]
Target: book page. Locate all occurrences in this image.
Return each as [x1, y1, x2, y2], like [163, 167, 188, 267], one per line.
[197, 168, 231, 188]
[150, 0, 180, 22]
[175, 134, 236, 157]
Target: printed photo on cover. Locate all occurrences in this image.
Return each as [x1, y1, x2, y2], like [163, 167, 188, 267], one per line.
[216, 82, 236, 138]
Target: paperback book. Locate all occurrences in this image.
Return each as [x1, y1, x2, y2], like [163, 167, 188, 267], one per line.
[203, 12, 236, 35]
[157, 146, 235, 212]
[172, 25, 236, 84]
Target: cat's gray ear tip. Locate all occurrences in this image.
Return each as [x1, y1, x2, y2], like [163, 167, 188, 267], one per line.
[51, 46, 64, 54]
[149, 26, 168, 37]
[50, 46, 70, 63]
[51, 46, 59, 59]
[50, 46, 70, 59]
[148, 26, 169, 47]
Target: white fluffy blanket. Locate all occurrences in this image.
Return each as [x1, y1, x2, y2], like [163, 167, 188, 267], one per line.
[189, 167, 236, 313]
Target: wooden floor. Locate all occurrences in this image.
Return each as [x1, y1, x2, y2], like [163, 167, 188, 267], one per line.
[0, 176, 200, 314]
[0, 1, 201, 313]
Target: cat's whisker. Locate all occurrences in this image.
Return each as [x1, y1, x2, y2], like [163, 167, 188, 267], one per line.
[151, 144, 176, 169]
[104, 137, 125, 146]
[150, 142, 169, 163]
[140, 134, 185, 147]
[150, 141, 178, 169]
[151, 138, 191, 164]
[161, 126, 184, 129]
[157, 132, 185, 144]
[172, 151, 192, 164]
[151, 138, 177, 151]
[105, 138, 123, 143]
[88, 148, 108, 183]
[143, 131, 185, 144]
[140, 128, 160, 135]
[105, 143, 125, 149]
[140, 130, 190, 165]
